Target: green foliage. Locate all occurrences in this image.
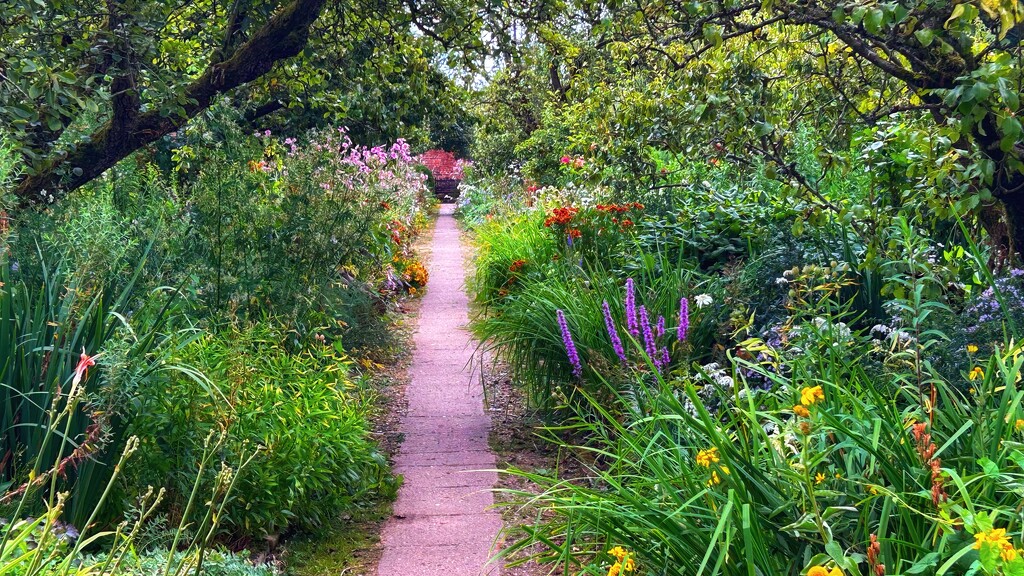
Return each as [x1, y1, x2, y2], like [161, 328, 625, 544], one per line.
[0, 237, 183, 527]
[109, 549, 276, 576]
[1, 338, 260, 576]
[471, 200, 726, 410]
[129, 324, 394, 538]
[0, 110, 417, 550]
[470, 0, 1024, 254]
[171, 110, 432, 353]
[497, 261, 1024, 576]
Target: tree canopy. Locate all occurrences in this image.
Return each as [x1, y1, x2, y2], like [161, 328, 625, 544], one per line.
[5, 0, 1024, 254]
[1, 0, 480, 202]
[472, 0, 1024, 255]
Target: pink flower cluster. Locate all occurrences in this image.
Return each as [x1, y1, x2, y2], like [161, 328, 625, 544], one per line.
[560, 155, 585, 169]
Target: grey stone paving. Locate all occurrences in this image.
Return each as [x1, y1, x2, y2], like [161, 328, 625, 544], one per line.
[377, 204, 501, 576]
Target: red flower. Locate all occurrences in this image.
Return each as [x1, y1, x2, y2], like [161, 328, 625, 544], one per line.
[544, 206, 578, 227]
[509, 259, 527, 273]
[568, 228, 582, 238]
[620, 219, 634, 228]
[560, 155, 571, 164]
[73, 349, 98, 388]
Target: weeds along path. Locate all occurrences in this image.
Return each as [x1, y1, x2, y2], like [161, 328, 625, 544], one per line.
[377, 204, 501, 576]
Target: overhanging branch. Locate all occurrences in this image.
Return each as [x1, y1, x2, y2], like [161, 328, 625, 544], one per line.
[15, 0, 327, 204]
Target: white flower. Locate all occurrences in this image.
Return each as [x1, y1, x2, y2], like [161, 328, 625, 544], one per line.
[870, 324, 891, 336]
[694, 294, 713, 308]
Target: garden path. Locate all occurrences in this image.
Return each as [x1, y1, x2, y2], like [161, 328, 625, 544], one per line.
[377, 204, 502, 576]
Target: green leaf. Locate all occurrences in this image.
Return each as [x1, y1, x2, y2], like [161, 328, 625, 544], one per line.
[915, 29, 935, 47]
[864, 9, 885, 34]
[998, 77, 1020, 110]
[946, 3, 967, 27]
[753, 121, 774, 137]
[1005, 556, 1024, 576]
[979, 541, 1000, 572]
[825, 540, 845, 565]
[906, 553, 941, 574]
[978, 457, 1001, 477]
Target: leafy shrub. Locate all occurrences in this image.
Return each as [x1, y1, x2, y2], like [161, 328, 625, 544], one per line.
[128, 324, 394, 537]
[178, 121, 431, 354]
[2, 350, 258, 576]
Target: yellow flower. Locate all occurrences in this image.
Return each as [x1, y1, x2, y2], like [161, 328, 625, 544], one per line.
[970, 366, 985, 381]
[834, 472, 842, 479]
[868, 485, 879, 495]
[607, 562, 622, 576]
[967, 344, 979, 354]
[829, 569, 844, 576]
[1016, 419, 1024, 431]
[974, 527, 1017, 561]
[695, 447, 719, 467]
[801, 385, 825, 406]
[707, 470, 721, 486]
[807, 567, 830, 576]
[969, 387, 977, 395]
[608, 547, 628, 561]
[793, 405, 810, 418]
[622, 557, 636, 572]
[815, 472, 826, 484]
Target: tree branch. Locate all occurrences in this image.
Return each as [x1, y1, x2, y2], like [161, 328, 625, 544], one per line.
[15, 0, 327, 203]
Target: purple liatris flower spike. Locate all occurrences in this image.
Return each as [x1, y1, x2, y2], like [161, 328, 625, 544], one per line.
[639, 305, 658, 364]
[625, 278, 639, 337]
[556, 309, 583, 378]
[602, 300, 627, 363]
[661, 346, 670, 367]
[656, 315, 666, 338]
[677, 297, 689, 342]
